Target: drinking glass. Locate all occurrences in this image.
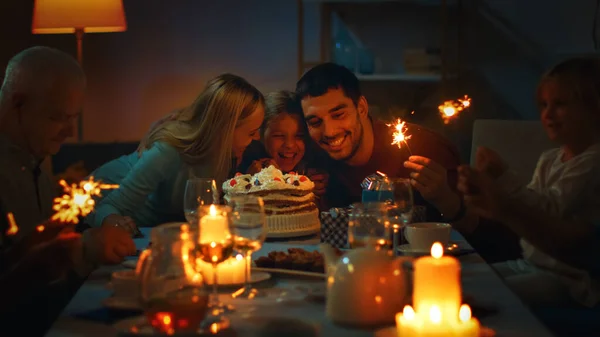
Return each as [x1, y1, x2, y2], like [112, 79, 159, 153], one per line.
[195, 204, 235, 329]
[228, 195, 267, 299]
[183, 178, 219, 225]
[390, 178, 414, 251]
[348, 202, 391, 250]
[138, 223, 208, 335]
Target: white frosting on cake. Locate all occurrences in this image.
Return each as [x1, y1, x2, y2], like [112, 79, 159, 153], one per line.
[223, 165, 315, 195]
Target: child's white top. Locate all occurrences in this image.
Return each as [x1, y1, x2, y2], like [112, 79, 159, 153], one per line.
[497, 142, 600, 307]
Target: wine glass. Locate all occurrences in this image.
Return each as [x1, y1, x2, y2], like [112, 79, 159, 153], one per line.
[184, 178, 219, 224]
[138, 223, 208, 335]
[228, 195, 267, 299]
[348, 202, 391, 250]
[390, 178, 414, 253]
[195, 204, 235, 329]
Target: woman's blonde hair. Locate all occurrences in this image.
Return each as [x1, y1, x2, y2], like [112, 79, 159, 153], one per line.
[537, 57, 600, 117]
[145, 74, 264, 183]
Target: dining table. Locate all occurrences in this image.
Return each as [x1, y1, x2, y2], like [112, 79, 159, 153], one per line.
[45, 227, 556, 337]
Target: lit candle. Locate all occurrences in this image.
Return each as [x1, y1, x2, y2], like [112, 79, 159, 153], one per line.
[197, 254, 246, 285]
[396, 304, 480, 337]
[413, 242, 461, 320]
[396, 242, 480, 336]
[199, 204, 229, 243]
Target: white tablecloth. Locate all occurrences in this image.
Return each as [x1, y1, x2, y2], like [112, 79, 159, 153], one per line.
[45, 229, 554, 337]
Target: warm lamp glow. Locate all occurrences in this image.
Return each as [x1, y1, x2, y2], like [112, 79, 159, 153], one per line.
[32, 0, 127, 34]
[431, 242, 444, 259]
[459, 304, 471, 322]
[429, 305, 442, 324]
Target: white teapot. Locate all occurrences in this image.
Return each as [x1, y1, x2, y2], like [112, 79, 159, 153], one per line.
[320, 243, 412, 328]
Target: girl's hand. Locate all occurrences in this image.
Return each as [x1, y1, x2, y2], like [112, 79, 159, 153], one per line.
[475, 147, 508, 179]
[306, 169, 329, 197]
[247, 158, 279, 175]
[457, 165, 508, 220]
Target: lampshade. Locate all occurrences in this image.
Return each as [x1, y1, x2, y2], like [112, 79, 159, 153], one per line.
[32, 0, 127, 34]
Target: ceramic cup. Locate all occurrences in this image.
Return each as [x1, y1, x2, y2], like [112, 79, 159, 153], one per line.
[404, 222, 451, 252]
[111, 270, 139, 298]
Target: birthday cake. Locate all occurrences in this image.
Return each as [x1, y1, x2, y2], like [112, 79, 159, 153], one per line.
[223, 166, 320, 237]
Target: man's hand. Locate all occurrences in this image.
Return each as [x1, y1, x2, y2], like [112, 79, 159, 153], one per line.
[14, 231, 82, 283]
[247, 158, 279, 174]
[306, 169, 329, 197]
[474, 147, 508, 179]
[87, 224, 137, 265]
[404, 156, 455, 204]
[457, 165, 508, 220]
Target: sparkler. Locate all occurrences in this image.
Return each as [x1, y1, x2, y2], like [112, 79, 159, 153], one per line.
[51, 176, 119, 225]
[387, 118, 413, 155]
[438, 95, 472, 124]
[5, 212, 18, 236]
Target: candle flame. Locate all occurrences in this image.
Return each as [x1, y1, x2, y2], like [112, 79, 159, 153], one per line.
[438, 95, 472, 124]
[386, 118, 412, 150]
[51, 177, 118, 225]
[403, 305, 415, 320]
[209, 204, 217, 216]
[459, 304, 472, 322]
[431, 242, 444, 258]
[5, 212, 18, 236]
[429, 305, 442, 324]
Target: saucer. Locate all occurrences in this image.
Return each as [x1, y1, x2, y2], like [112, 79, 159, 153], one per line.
[111, 270, 272, 288]
[103, 296, 142, 311]
[397, 241, 474, 257]
[375, 326, 496, 337]
[113, 316, 221, 336]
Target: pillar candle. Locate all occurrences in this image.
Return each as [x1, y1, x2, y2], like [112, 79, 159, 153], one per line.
[199, 205, 229, 243]
[413, 242, 461, 322]
[198, 254, 246, 285]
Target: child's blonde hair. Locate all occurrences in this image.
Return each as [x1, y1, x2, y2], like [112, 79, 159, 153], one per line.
[145, 74, 264, 183]
[537, 57, 600, 119]
[262, 90, 305, 137]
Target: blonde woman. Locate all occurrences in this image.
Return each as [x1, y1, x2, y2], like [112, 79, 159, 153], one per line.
[86, 74, 265, 229]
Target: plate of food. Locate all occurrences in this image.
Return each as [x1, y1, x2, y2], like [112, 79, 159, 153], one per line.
[253, 247, 344, 278]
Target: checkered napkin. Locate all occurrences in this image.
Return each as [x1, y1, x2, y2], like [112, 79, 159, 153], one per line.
[320, 208, 349, 249]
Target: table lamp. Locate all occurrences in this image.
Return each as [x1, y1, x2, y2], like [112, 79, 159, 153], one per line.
[32, 0, 127, 141]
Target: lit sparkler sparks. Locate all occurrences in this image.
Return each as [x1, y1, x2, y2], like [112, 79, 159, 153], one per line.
[51, 177, 119, 225]
[438, 95, 472, 124]
[5, 212, 18, 236]
[387, 118, 413, 154]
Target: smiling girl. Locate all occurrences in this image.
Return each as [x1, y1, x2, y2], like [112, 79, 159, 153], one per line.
[242, 90, 328, 196]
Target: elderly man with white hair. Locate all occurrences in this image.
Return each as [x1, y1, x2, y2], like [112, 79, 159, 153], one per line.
[0, 46, 135, 336]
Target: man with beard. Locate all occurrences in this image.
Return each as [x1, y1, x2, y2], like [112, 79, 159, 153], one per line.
[296, 63, 464, 222]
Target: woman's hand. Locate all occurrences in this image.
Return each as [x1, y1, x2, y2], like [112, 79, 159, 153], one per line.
[475, 147, 508, 179]
[247, 158, 279, 175]
[306, 168, 329, 197]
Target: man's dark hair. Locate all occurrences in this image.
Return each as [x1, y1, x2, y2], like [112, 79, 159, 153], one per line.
[295, 62, 362, 106]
